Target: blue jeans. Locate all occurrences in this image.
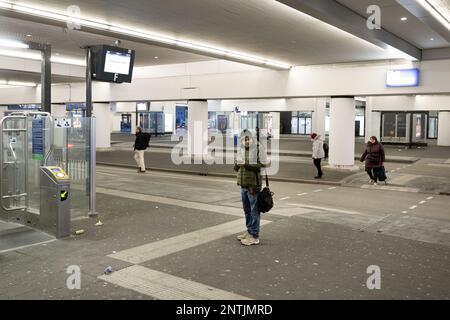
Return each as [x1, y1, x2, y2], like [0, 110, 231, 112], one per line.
[241, 187, 261, 239]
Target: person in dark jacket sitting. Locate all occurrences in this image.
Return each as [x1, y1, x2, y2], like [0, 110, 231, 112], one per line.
[133, 126, 148, 173]
[360, 136, 385, 186]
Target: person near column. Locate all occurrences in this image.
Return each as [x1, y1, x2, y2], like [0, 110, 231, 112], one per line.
[234, 129, 266, 246]
[311, 133, 325, 179]
[133, 126, 148, 173]
[360, 136, 385, 186]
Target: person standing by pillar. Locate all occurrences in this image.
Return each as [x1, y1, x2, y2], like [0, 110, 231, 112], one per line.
[311, 133, 325, 179]
[360, 136, 385, 186]
[133, 126, 148, 173]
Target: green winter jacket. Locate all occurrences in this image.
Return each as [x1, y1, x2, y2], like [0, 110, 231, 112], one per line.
[234, 143, 266, 189]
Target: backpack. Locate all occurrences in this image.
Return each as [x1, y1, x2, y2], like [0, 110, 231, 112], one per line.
[323, 142, 329, 159]
[144, 133, 151, 147]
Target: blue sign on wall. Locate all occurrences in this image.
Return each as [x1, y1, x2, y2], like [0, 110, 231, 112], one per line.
[386, 68, 420, 87]
[32, 118, 44, 161]
[7, 104, 41, 110]
[66, 103, 86, 111]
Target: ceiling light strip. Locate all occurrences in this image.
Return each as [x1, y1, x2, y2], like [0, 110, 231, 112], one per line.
[0, 48, 85, 66]
[416, 0, 450, 30]
[0, 0, 292, 69]
[0, 80, 37, 87]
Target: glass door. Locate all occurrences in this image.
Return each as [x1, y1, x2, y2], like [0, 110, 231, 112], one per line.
[1, 116, 28, 214]
[428, 112, 438, 139]
[412, 113, 427, 143]
[381, 113, 409, 143]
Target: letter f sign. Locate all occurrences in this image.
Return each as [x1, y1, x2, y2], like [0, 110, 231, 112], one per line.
[367, 5, 381, 30]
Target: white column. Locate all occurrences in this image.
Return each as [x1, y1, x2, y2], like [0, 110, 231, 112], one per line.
[313, 98, 327, 138]
[92, 103, 112, 149]
[270, 112, 280, 140]
[365, 97, 381, 141]
[328, 97, 357, 169]
[0, 106, 8, 118]
[187, 100, 208, 161]
[437, 111, 450, 146]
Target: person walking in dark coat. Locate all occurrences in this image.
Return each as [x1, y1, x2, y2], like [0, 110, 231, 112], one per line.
[360, 136, 385, 186]
[133, 126, 149, 173]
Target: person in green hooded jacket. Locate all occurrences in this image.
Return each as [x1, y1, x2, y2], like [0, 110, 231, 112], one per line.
[234, 129, 267, 246]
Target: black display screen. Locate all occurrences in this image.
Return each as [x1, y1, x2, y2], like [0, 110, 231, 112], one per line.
[90, 45, 135, 83]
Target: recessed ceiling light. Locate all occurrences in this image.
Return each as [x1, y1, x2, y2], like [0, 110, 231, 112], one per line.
[430, 38, 435, 41]
[401, 17, 408, 21]
[26, 34, 31, 37]
[154, 56, 158, 59]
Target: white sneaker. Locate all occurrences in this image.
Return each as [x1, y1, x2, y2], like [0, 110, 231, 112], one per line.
[241, 236, 260, 246]
[237, 231, 250, 241]
[373, 182, 377, 186]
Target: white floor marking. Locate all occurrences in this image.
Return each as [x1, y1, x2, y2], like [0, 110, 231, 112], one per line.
[109, 219, 272, 264]
[99, 265, 251, 300]
[97, 172, 119, 177]
[96, 187, 243, 217]
[402, 211, 408, 214]
[328, 187, 337, 190]
[409, 205, 418, 210]
[427, 196, 434, 200]
[360, 185, 420, 193]
[313, 189, 323, 193]
[297, 193, 308, 196]
[279, 197, 290, 201]
[0, 239, 56, 254]
[419, 201, 426, 204]
[287, 203, 361, 215]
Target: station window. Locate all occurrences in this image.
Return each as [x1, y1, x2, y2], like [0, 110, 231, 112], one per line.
[291, 111, 312, 135]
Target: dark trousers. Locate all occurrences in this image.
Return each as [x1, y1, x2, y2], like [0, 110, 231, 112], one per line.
[366, 167, 380, 182]
[313, 158, 323, 177]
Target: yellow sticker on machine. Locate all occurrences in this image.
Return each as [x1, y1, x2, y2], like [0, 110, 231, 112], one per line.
[47, 166, 70, 180]
[60, 190, 69, 201]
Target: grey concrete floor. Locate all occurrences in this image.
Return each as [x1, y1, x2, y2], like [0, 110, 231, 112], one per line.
[1, 166, 449, 299]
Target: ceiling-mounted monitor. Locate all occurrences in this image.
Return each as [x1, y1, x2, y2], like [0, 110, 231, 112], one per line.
[90, 45, 135, 83]
[386, 68, 419, 87]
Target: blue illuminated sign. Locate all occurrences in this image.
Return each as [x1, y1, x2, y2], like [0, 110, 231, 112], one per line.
[32, 118, 44, 161]
[386, 68, 420, 87]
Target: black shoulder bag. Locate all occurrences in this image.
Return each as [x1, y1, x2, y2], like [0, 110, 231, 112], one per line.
[256, 128, 274, 213]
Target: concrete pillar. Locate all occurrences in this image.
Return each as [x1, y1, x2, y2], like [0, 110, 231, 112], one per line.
[232, 111, 241, 135]
[437, 111, 450, 146]
[270, 112, 280, 140]
[365, 97, 381, 141]
[329, 97, 357, 169]
[313, 98, 327, 138]
[92, 103, 111, 149]
[187, 100, 208, 160]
